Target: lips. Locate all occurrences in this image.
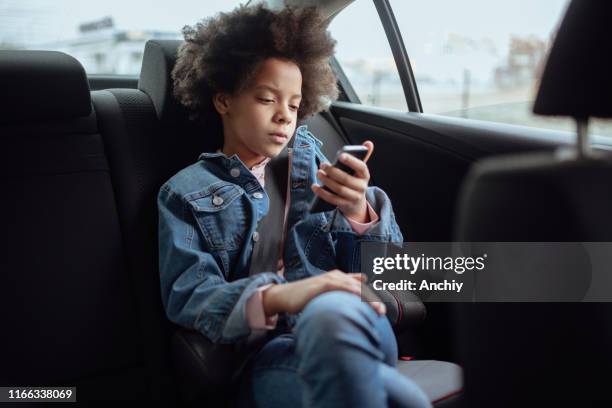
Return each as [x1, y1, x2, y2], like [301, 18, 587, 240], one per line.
[269, 132, 288, 139]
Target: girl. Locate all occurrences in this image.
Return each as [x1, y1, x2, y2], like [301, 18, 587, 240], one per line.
[158, 4, 430, 408]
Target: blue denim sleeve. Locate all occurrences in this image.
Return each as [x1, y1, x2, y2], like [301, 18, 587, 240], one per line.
[308, 132, 403, 271]
[330, 186, 403, 241]
[157, 185, 286, 344]
[328, 186, 404, 272]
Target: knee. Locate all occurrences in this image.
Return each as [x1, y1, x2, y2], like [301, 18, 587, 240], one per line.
[295, 290, 397, 363]
[299, 290, 372, 326]
[295, 290, 379, 342]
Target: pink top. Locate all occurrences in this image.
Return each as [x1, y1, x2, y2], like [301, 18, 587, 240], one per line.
[243, 149, 380, 331]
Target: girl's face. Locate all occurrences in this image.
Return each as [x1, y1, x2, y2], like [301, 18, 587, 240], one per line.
[214, 57, 303, 168]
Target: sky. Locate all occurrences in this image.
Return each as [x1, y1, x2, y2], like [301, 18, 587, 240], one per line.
[0, 0, 242, 45]
[328, 0, 569, 81]
[0, 0, 569, 85]
[1, 0, 569, 50]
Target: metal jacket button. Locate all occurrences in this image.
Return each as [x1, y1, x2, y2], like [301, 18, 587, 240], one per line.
[253, 192, 264, 199]
[212, 195, 224, 206]
[230, 168, 240, 177]
[252, 231, 260, 242]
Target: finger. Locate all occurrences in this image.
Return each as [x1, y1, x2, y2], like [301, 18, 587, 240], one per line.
[311, 184, 350, 207]
[328, 279, 361, 297]
[369, 301, 386, 315]
[368, 301, 386, 315]
[369, 302, 380, 315]
[330, 273, 363, 292]
[362, 140, 374, 163]
[326, 270, 349, 281]
[321, 280, 359, 298]
[331, 271, 365, 287]
[316, 170, 363, 201]
[320, 164, 368, 191]
[336, 153, 370, 180]
[348, 273, 367, 283]
[348, 280, 363, 296]
[348, 276, 367, 287]
[320, 168, 367, 194]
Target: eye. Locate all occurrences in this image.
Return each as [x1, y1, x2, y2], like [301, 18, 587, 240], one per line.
[289, 105, 299, 111]
[257, 97, 274, 103]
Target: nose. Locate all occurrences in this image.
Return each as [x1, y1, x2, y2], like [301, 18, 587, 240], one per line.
[274, 104, 292, 125]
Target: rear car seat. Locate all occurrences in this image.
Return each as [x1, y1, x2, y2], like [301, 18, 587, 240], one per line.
[96, 39, 462, 407]
[0, 50, 156, 401]
[0, 43, 462, 405]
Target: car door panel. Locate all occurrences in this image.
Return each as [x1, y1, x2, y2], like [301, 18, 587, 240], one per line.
[336, 115, 471, 243]
[327, 100, 607, 361]
[330, 101, 612, 242]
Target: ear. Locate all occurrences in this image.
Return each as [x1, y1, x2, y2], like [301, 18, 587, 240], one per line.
[212, 93, 232, 115]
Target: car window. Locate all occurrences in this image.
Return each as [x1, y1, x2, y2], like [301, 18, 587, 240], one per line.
[0, 0, 242, 75]
[328, 0, 407, 111]
[389, 0, 612, 137]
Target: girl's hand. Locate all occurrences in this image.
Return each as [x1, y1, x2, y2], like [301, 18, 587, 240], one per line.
[311, 141, 374, 223]
[262, 270, 386, 316]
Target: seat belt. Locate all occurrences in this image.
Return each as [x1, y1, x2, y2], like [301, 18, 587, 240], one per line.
[249, 144, 289, 275]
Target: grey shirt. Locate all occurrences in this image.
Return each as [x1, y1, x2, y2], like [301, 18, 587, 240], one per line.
[249, 146, 289, 276]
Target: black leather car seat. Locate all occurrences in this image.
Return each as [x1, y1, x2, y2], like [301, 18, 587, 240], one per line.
[0, 50, 152, 401]
[453, 1, 612, 402]
[0, 42, 464, 406]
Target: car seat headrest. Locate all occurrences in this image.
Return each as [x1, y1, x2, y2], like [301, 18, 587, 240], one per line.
[533, 0, 612, 119]
[138, 40, 188, 124]
[0, 50, 91, 125]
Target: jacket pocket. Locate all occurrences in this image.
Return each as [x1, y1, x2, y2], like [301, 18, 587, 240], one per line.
[186, 182, 247, 250]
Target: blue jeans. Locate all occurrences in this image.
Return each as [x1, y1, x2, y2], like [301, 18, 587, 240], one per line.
[237, 291, 432, 408]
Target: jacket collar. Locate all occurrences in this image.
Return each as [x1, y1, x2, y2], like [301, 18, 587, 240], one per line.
[197, 124, 309, 166]
[211, 149, 270, 187]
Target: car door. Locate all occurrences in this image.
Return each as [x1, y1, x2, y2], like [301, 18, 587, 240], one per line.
[323, 0, 612, 361]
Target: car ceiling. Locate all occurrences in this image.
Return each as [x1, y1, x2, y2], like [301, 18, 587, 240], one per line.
[247, 0, 354, 21]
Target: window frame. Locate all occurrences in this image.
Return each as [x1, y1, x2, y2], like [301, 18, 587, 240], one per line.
[372, 0, 422, 112]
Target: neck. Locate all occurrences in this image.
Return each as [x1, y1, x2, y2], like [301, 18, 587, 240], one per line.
[221, 144, 267, 169]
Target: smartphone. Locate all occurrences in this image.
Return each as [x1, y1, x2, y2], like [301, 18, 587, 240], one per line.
[309, 145, 369, 213]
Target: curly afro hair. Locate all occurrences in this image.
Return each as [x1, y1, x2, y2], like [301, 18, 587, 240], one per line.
[171, 4, 339, 126]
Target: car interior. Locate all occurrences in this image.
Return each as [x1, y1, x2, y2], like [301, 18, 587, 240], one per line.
[1, 0, 610, 406]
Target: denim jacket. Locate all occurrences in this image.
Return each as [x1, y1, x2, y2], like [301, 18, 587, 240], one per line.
[157, 125, 403, 344]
